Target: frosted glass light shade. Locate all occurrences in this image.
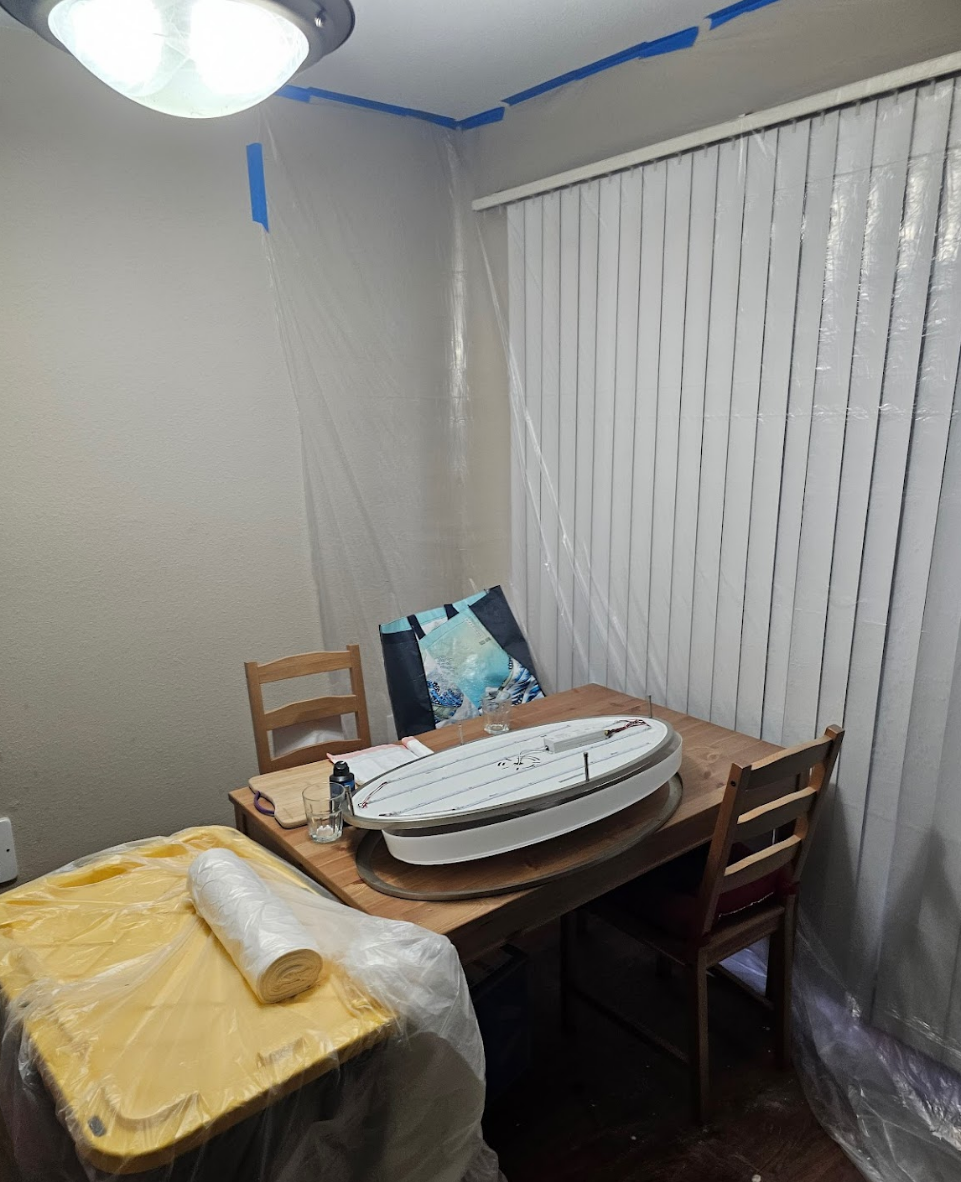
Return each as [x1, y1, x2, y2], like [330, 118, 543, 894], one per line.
[47, 0, 310, 118]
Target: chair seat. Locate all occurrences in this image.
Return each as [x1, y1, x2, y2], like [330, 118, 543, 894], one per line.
[604, 843, 796, 940]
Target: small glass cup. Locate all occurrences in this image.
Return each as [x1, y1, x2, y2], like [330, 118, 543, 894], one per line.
[303, 782, 346, 843]
[481, 687, 512, 735]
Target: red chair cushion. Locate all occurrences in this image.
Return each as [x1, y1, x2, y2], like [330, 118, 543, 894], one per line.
[605, 843, 795, 940]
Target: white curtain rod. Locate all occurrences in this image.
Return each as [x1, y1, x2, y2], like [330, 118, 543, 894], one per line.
[472, 50, 961, 212]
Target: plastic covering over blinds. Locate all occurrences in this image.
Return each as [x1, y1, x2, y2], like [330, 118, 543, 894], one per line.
[504, 77, 961, 1180]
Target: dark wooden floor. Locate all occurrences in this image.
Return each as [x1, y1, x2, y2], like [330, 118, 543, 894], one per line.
[483, 916, 863, 1182]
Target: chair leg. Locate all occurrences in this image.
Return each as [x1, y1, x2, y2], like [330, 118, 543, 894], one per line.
[773, 903, 796, 1069]
[688, 959, 710, 1123]
[655, 953, 672, 981]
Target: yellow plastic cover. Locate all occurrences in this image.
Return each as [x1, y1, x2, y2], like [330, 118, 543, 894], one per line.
[0, 827, 393, 1173]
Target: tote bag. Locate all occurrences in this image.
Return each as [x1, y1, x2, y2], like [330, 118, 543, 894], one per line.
[380, 587, 544, 737]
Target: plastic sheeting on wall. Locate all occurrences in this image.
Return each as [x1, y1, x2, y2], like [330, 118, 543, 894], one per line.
[728, 930, 961, 1182]
[0, 827, 502, 1181]
[494, 74, 961, 1180]
[257, 101, 500, 742]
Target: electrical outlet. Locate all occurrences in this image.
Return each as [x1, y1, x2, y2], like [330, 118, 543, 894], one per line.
[0, 818, 17, 884]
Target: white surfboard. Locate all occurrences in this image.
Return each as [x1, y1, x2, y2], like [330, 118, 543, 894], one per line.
[346, 716, 682, 865]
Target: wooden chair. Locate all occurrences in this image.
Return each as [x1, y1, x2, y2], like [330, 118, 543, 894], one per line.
[562, 725, 844, 1123]
[245, 646, 372, 775]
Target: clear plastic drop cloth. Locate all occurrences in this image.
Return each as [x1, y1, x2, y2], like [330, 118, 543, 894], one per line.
[0, 826, 502, 1181]
[483, 71, 961, 1181]
[727, 922, 961, 1182]
[256, 101, 497, 743]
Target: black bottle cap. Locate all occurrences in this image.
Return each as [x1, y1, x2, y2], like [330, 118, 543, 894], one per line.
[331, 761, 352, 777]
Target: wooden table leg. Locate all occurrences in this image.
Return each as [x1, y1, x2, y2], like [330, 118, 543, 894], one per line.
[560, 912, 579, 1033]
[689, 955, 710, 1124]
[232, 800, 250, 836]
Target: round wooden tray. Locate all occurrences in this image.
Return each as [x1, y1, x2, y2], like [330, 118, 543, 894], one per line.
[354, 774, 682, 901]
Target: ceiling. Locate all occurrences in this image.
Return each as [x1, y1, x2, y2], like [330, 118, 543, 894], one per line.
[300, 0, 716, 121]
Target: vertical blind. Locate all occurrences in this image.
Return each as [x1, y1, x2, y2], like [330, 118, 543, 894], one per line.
[507, 77, 961, 1062]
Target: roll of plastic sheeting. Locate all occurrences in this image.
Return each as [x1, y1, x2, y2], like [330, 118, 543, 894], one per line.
[188, 848, 323, 1003]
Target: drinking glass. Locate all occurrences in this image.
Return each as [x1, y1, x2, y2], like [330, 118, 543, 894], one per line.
[303, 782, 346, 843]
[481, 687, 512, 735]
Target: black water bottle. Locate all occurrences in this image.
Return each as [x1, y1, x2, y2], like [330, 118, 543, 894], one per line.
[329, 760, 356, 800]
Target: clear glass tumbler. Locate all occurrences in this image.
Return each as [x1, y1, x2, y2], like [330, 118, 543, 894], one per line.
[481, 687, 512, 735]
[303, 782, 346, 843]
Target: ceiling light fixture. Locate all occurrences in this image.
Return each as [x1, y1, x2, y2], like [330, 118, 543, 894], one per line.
[0, 0, 354, 118]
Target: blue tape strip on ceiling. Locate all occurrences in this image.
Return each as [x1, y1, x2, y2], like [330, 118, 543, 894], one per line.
[456, 107, 506, 130]
[246, 142, 269, 231]
[276, 84, 505, 129]
[277, 83, 313, 102]
[277, 84, 458, 128]
[271, 0, 778, 133]
[503, 25, 699, 106]
[708, 0, 781, 29]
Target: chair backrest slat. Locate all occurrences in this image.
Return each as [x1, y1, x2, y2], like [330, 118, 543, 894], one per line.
[735, 786, 817, 840]
[245, 645, 372, 775]
[733, 772, 806, 811]
[722, 834, 801, 893]
[263, 695, 360, 732]
[744, 738, 834, 789]
[691, 725, 843, 938]
[254, 650, 360, 683]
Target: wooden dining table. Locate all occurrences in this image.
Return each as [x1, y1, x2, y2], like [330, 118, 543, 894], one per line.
[229, 684, 779, 963]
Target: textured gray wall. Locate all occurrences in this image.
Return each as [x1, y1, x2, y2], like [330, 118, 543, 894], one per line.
[0, 34, 318, 881]
[0, 31, 510, 885]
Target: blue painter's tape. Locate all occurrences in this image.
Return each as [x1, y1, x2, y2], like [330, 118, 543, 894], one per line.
[570, 43, 649, 82]
[708, 0, 781, 29]
[636, 26, 699, 57]
[272, 24, 698, 126]
[504, 66, 588, 106]
[456, 106, 506, 130]
[302, 86, 458, 128]
[504, 24, 699, 105]
[503, 40, 657, 105]
[246, 142, 268, 232]
[276, 83, 313, 103]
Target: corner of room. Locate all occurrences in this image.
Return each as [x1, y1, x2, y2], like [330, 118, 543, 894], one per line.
[2, 0, 961, 1179]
